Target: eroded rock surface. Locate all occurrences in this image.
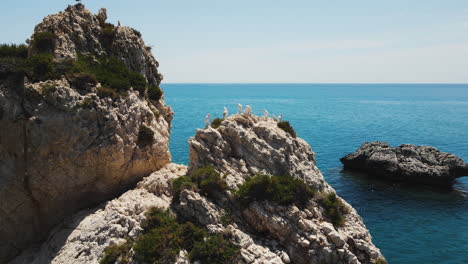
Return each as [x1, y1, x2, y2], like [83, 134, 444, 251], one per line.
[10, 164, 187, 264]
[185, 114, 385, 264]
[189, 114, 329, 191]
[0, 4, 171, 261]
[340, 141, 468, 184]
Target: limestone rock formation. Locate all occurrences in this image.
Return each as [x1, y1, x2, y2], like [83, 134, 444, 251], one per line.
[0, 4, 171, 261]
[188, 114, 329, 191]
[11, 114, 385, 264]
[340, 141, 468, 184]
[185, 114, 385, 264]
[10, 164, 187, 264]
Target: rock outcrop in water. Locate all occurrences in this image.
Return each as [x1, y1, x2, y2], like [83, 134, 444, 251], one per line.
[13, 114, 385, 264]
[340, 141, 468, 184]
[0, 4, 171, 261]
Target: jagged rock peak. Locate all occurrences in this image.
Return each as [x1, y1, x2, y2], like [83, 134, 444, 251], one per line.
[189, 113, 329, 191]
[32, 3, 162, 84]
[341, 141, 468, 184]
[0, 4, 171, 262]
[187, 113, 385, 264]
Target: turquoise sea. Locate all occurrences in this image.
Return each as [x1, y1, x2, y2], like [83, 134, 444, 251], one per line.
[163, 84, 468, 264]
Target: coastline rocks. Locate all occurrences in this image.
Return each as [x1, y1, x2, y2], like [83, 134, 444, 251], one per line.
[10, 164, 187, 264]
[188, 113, 329, 191]
[340, 141, 468, 184]
[188, 114, 385, 264]
[0, 4, 172, 261]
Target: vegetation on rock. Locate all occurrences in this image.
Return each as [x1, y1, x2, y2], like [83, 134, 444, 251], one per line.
[101, 208, 240, 264]
[99, 241, 132, 264]
[172, 166, 227, 199]
[72, 54, 147, 95]
[210, 118, 224, 129]
[277, 121, 297, 138]
[0, 44, 28, 58]
[100, 22, 116, 50]
[318, 192, 349, 227]
[31, 31, 56, 53]
[137, 125, 155, 146]
[148, 85, 163, 101]
[236, 174, 314, 208]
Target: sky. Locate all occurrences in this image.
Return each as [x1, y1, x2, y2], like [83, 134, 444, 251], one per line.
[1, 0, 468, 83]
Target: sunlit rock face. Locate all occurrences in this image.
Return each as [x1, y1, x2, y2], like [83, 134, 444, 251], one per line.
[0, 4, 172, 261]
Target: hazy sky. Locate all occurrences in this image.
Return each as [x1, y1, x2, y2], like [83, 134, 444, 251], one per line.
[1, 0, 468, 83]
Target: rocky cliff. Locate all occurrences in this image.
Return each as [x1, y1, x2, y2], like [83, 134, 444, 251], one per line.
[0, 4, 172, 261]
[12, 114, 385, 264]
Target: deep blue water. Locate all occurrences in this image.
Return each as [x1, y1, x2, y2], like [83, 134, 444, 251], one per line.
[163, 83, 468, 264]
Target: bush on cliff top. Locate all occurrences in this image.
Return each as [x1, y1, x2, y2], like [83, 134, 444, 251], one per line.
[0, 44, 28, 58]
[236, 174, 314, 208]
[277, 121, 297, 138]
[210, 118, 224, 129]
[72, 54, 147, 95]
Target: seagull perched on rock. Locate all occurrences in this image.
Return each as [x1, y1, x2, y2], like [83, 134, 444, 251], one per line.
[237, 103, 242, 113]
[223, 107, 228, 119]
[263, 109, 269, 118]
[204, 113, 211, 127]
[271, 114, 276, 120]
[244, 105, 252, 115]
[277, 114, 283, 123]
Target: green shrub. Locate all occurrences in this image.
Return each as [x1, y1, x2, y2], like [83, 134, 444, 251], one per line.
[210, 118, 224, 129]
[236, 174, 314, 208]
[132, 208, 240, 264]
[0, 44, 28, 58]
[100, 241, 133, 264]
[317, 192, 349, 227]
[172, 176, 197, 197]
[172, 166, 227, 200]
[67, 72, 97, 90]
[97, 86, 119, 100]
[131, 28, 142, 38]
[32, 32, 56, 53]
[189, 234, 241, 263]
[100, 22, 115, 50]
[277, 121, 297, 138]
[138, 125, 154, 146]
[73, 54, 147, 94]
[191, 166, 228, 198]
[148, 85, 163, 100]
[373, 258, 387, 264]
[27, 53, 56, 81]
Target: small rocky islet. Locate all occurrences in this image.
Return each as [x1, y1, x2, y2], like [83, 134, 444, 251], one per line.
[340, 141, 468, 185]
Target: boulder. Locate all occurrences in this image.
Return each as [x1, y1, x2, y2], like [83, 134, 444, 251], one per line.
[340, 141, 468, 184]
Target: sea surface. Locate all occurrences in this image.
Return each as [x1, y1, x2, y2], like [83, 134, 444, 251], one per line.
[163, 83, 468, 264]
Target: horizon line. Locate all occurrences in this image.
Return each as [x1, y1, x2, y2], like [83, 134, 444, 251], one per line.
[161, 82, 468, 85]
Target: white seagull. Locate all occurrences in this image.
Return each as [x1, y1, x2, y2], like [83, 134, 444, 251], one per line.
[223, 107, 228, 119]
[204, 113, 211, 127]
[237, 103, 243, 113]
[277, 114, 283, 123]
[244, 105, 252, 115]
[263, 109, 269, 118]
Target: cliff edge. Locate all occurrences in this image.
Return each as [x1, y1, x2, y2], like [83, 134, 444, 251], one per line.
[0, 4, 172, 261]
